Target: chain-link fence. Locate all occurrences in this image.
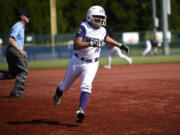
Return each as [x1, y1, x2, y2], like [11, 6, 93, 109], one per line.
[0, 31, 180, 62]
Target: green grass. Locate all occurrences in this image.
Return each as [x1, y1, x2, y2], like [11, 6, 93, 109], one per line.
[100, 55, 180, 66]
[0, 55, 180, 70]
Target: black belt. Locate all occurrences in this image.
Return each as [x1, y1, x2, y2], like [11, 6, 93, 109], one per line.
[74, 53, 98, 63]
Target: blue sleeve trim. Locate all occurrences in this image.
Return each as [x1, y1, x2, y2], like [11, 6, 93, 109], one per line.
[75, 25, 86, 38]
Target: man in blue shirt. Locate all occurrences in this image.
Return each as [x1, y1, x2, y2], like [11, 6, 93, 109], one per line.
[0, 10, 30, 98]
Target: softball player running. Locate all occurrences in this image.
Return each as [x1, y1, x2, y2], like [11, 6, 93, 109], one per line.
[104, 46, 132, 69]
[53, 5, 129, 123]
[142, 39, 161, 56]
[104, 28, 132, 69]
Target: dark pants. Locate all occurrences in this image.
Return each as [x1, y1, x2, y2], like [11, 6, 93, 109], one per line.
[0, 46, 28, 94]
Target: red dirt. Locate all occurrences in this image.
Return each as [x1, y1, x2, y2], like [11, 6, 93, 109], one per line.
[0, 63, 180, 135]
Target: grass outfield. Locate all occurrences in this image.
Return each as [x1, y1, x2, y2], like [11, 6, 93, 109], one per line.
[0, 55, 180, 70]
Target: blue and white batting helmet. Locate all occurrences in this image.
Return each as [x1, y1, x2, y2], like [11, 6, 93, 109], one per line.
[87, 5, 107, 26]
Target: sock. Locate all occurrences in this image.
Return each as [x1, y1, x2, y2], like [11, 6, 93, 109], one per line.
[107, 56, 111, 67]
[79, 92, 90, 111]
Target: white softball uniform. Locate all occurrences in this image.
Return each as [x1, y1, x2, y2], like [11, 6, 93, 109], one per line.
[142, 40, 160, 56]
[58, 21, 107, 94]
[142, 40, 152, 56]
[104, 46, 132, 68]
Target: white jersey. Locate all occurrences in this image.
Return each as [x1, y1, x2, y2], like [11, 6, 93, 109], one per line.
[74, 21, 107, 59]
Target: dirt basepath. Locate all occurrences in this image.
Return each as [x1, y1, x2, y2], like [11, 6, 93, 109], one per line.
[1, 63, 180, 135]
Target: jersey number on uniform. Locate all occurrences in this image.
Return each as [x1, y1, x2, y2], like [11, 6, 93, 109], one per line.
[95, 48, 100, 53]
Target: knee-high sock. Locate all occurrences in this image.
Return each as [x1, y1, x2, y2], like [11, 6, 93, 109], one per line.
[107, 56, 112, 67]
[79, 92, 90, 111]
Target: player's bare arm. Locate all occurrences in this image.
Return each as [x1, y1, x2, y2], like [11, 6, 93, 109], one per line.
[104, 36, 122, 47]
[105, 36, 129, 53]
[73, 36, 91, 50]
[9, 37, 27, 57]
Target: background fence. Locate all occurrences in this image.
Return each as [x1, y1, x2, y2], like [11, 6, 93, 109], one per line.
[0, 31, 180, 62]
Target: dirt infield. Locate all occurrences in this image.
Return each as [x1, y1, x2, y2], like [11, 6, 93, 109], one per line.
[0, 63, 180, 135]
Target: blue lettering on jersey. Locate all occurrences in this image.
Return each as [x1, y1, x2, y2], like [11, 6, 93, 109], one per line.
[84, 36, 103, 44]
[84, 36, 99, 42]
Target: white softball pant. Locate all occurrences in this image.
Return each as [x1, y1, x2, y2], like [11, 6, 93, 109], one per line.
[58, 55, 99, 94]
[142, 40, 152, 56]
[107, 46, 132, 65]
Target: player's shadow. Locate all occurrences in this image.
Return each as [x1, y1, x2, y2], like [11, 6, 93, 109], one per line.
[1, 96, 11, 98]
[7, 119, 79, 127]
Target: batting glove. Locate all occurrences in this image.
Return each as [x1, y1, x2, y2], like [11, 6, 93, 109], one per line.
[119, 44, 129, 54]
[90, 40, 101, 47]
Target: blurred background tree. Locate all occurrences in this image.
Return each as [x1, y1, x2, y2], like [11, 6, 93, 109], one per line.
[0, 0, 179, 34]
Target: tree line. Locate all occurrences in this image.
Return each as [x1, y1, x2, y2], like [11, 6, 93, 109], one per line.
[0, 0, 179, 35]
